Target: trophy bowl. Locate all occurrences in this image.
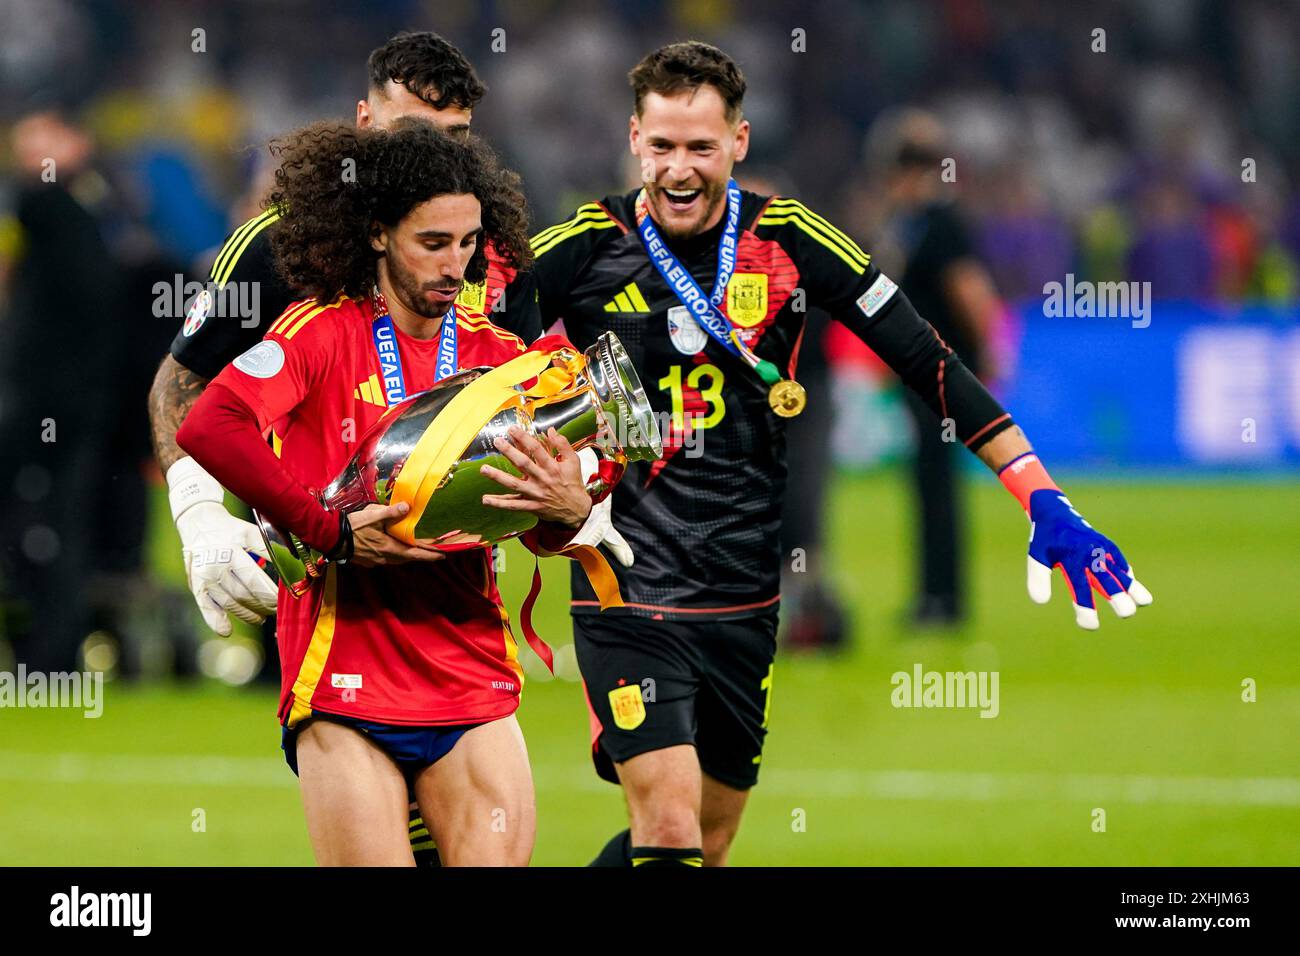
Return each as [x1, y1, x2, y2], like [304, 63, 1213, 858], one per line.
[255, 331, 661, 597]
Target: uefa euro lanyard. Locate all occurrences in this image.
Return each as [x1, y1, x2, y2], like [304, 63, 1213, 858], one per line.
[370, 288, 458, 406]
[634, 180, 806, 416]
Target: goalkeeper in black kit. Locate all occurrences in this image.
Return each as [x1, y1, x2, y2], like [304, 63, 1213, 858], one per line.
[499, 42, 1154, 867]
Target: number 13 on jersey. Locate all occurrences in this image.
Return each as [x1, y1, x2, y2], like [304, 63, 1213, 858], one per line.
[658, 363, 727, 432]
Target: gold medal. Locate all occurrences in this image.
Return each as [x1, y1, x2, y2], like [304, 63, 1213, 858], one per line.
[768, 379, 807, 418]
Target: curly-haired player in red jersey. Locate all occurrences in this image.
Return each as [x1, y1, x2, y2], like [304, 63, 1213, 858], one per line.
[177, 119, 593, 866]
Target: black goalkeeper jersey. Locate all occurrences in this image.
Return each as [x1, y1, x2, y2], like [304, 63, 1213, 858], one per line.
[506, 189, 1013, 621]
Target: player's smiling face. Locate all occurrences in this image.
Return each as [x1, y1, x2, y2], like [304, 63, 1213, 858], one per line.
[358, 80, 472, 139]
[630, 86, 750, 240]
[371, 192, 482, 327]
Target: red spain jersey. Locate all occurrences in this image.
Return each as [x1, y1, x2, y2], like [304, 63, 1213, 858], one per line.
[210, 294, 529, 729]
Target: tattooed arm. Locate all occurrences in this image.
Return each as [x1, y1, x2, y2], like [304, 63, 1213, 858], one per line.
[974, 423, 1032, 472]
[149, 354, 209, 473]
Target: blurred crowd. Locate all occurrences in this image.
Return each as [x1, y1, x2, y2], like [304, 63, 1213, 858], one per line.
[1, 0, 1297, 666]
[4, 1, 1299, 304]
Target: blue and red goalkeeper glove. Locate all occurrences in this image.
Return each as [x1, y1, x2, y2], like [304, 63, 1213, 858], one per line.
[999, 453, 1153, 630]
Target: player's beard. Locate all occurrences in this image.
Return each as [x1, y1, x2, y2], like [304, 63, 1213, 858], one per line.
[384, 249, 459, 320]
[649, 176, 728, 240]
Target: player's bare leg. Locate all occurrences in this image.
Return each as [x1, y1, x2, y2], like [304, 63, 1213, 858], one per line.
[615, 744, 703, 859]
[295, 719, 415, 866]
[412, 714, 535, 866]
[700, 772, 750, 866]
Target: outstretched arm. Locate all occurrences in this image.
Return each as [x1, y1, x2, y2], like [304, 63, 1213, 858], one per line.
[861, 294, 1153, 629]
[774, 198, 1154, 629]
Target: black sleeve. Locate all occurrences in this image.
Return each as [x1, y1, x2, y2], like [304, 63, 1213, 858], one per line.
[533, 245, 575, 331]
[491, 267, 543, 343]
[853, 288, 1011, 449]
[764, 197, 1013, 450]
[529, 202, 616, 331]
[169, 212, 295, 380]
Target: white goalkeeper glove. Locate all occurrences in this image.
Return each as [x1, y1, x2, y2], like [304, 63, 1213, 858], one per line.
[568, 447, 634, 567]
[167, 456, 279, 636]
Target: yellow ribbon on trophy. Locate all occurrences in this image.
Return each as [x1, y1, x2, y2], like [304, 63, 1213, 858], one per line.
[386, 347, 624, 615]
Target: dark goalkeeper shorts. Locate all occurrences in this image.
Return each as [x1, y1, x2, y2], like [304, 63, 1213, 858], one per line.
[573, 611, 778, 791]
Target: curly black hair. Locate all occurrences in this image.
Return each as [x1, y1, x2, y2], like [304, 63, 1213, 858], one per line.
[367, 31, 486, 111]
[265, 119, 532, 303]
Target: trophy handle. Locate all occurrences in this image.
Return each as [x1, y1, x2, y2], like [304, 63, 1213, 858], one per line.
[583, 332, 663, 462]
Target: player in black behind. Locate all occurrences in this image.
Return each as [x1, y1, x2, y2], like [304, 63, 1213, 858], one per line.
[148, 33, 530, 638]
[499, 42, 1152, 866]
[146, 30, 526, 869]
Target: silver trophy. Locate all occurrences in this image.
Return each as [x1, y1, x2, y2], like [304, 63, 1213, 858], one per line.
[255, 331, 661, 597]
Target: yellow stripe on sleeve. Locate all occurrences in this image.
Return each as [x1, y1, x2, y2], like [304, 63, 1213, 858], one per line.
[758, 211, 868, 275]
[281, 295, 347, 340]
[530, 203, 607, 247]
[281, 305, 325, 340]
[761, 199, 872, 270]
[268, 300, 317, 336]
[209, 211, 271, 285]
[214, 210, 281, 287]
[533, 219, 618, 257]
[769, 199, 873, 265]
[211, 209, 281, 288]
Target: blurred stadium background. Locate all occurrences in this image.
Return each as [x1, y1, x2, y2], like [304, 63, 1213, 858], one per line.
[0, 0, 1297, 865]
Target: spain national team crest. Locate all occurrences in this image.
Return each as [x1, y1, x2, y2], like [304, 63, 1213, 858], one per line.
[726, 273, 768, 328]
[608, 683, 646, 730]
[182, 289, 213, 337]
[456, 280, 486, 312]
[667, 305, 708, 356]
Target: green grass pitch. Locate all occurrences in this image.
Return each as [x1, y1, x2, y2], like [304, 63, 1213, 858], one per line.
[1, 469, 1296, 865]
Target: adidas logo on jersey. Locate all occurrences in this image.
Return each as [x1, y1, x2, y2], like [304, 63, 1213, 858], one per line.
[603, 282, 651, 314]
[354, 373, 386, 407]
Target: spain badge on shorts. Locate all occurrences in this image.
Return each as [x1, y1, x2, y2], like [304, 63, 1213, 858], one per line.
[608, 683, 646, 730]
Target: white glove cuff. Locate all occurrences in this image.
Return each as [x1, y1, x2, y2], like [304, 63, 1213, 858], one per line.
[167, 456, 226, 523]
[568, 495, 611, 550]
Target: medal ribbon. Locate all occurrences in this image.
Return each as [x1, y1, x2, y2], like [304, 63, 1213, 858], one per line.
[371, 288, 458, 406]
[635, 180, 781, 386]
